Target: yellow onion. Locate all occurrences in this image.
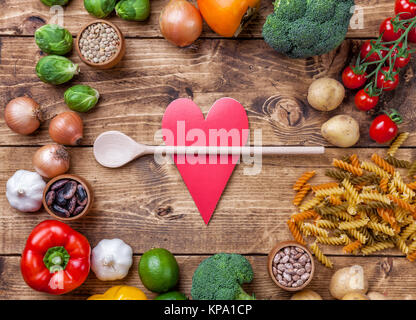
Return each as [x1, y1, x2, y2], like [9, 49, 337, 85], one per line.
[33, 144, 70, 178]
[49, 111, 83, 145]
[4, 97, 42, 135]
[159, 0, 203, 47]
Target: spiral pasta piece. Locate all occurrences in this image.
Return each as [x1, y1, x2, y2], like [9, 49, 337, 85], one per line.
[290, 210, 318, 223]
[299, 197, 323, 212]
[325, 169, 351, 181]
[367, 221, 396, 236]
[395, 237, 409, 255]
[347, 229, 368, 244]
[293, 171, 315, 191]
[314, 187, 345, 198]
[315, 219, 338, 229]
[388, 195, 416, 215]
[400, 223, 416, 240]
[343, 240, 362, 254]
[311, 183, 339, 192]
[395, 207, 409, 223]
[409, 161, 416, 177]
[359, 192, 391, 205]
[315, 204, 348, 216]
[408, 240, 416, 253]
[388, 132, 409, 156]
[338, 218, 369, 230]
[293, 184, 311, 206]
[302, 223, 329, 237]
[371, 153, 395, 175]
[385, 155, 411, 169]
[407, 181, 416, 190]
[350, 154, 360, 168]
[310, 242, 333, 268]
[379, 178, 388, 193]
[328, 194, 343, 206]
[377, 208, 399, 233]
[316, 236, 345, 246]
[407, 251, 416, 262]
[333, 159, 363, 176]
[287, 220, 306, 245]
[361, 161, 390, 179]
[350, 173, 380, 185]
[361, 241, 395, 255]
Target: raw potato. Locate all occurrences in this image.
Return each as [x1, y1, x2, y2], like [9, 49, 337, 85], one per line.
[329, 265, 368, 300]
[342, 292, 369, 300]
[321, 115, 360, 148]
[307, 78, 345, 111]
[291, 289, 322, 300]
[367, 292, 388, 300]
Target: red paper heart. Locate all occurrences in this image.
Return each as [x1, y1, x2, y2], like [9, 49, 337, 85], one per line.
[161, 98, 249, 224]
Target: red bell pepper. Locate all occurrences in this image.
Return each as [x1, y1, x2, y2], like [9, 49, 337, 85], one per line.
[21, 220, 91, 295]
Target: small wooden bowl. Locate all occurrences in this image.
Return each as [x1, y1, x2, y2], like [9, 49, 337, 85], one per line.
[43, 174, 93, 221]
[75, 20, 126, 69]
[268, 241, 315, 292]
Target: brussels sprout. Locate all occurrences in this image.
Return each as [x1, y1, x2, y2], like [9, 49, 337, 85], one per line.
[36, 55, 79, 85]
[84, 0, 116, 18]
[115, 0, 150, 21]
[35, 24, 73, 55]
[64, 85, 100, 112]
[41, 0, 69, 6]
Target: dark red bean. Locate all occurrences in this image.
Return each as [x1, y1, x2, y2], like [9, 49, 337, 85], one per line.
[56, 189, 67, 207]
[73, 205, 85, 216]
[62, 181, 77, 199]
[45, 191, 55, 206]
[76, 185, 88, 206]
[52, 204, 70, 217]
[51, 179, 69, 191]
[67, 196, 77, 214]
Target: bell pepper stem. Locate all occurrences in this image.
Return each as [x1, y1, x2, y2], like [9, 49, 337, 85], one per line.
[43, 246, 70, 273]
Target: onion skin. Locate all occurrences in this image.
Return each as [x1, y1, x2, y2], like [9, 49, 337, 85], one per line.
[159, 0, 203, 47]
[4, 97, 42, 135]
[49, 111, 83, 145]
[33, 144, 70, 178]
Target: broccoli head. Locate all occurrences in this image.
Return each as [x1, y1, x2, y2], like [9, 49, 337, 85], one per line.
[191, 253, 255, 300]
[263, 0, 355, 59]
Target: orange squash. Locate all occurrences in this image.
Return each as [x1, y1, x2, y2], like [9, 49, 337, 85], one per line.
[197, 0, 261, 37]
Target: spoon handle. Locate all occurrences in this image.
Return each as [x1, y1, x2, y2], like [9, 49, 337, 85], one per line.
[147, 146, 325, 155]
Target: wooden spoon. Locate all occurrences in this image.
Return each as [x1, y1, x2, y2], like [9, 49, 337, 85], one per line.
[93, 131, 325, 168]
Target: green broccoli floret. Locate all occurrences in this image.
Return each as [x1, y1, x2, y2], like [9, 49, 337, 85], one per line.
[191, 253, 255, 300]
[263, 0, 355, 59]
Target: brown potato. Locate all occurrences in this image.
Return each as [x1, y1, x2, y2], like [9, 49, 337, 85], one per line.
[342, 292, 369, 300]
[321, 115, 360, 148]
[307, 78, 345, 111]
[291, 289, 323, 300]
[330, 265, 368, 300]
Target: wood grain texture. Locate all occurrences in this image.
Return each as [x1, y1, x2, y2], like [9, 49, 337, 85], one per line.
[1, 147, 416, 255]
[1, 255, 414, 300]
[0, 0, 394, 38]
[1, 37, 416, 147]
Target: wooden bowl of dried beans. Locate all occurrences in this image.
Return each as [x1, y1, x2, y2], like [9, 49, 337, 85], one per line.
[43, 174, 93, 221]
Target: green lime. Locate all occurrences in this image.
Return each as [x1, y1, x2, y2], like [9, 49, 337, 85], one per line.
[139, 248, 179, 293]
[155, 291, 188, 300]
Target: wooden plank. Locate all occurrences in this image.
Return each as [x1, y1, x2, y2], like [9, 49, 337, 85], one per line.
[1, 147, 415, 255]
[0, 0, 394, 39]
[0, 255, 414, 300]
[1, 37, 416, 147]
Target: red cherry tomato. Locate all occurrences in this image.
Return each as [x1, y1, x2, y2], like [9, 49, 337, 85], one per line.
[369, 114, 399, 143]
[355, 89, 379, 111]
[388, 43, 411, 69]
[380, 17, 404, 42]
[360, 40, 387, 62]
[342, 66, 367, 89]
[376, 67, 399, 91]
[408, 26, 416, 43]
[395, 0, 416, 19]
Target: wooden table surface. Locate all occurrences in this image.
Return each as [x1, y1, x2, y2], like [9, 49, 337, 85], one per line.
[1, 0, 416, 300]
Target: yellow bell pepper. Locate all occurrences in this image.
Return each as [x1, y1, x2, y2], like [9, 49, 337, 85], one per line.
[88, 286, 147, 300]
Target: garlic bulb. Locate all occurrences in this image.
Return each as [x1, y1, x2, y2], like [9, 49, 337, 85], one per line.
[91, 239, 133, 281]
[6, 170, 46, 212]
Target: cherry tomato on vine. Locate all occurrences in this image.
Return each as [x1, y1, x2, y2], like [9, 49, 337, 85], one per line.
[376, 67, 400, 91]
[360, 40, 387, 62]
[342, 66, 367, 89]
[395, 0, 416, 19]
[369, 114, 399, 143]
[380, 17, 404, 42]
[388, 43, 411, 69]
[355, 89, 379, 111]
[408, 26, 416, 43]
